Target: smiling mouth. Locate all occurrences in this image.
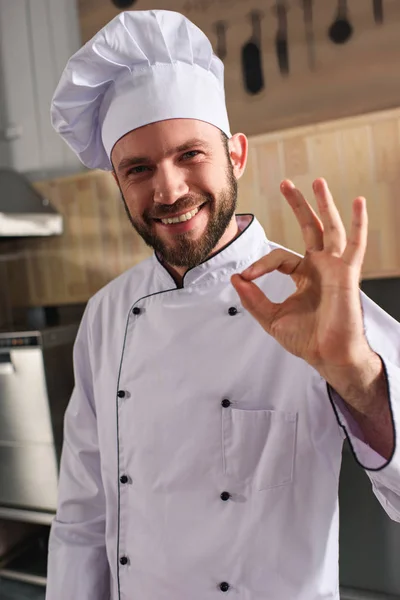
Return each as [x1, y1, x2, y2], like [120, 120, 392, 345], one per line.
[154, 203, 206, 225]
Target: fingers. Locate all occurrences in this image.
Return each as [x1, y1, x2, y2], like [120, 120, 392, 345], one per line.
[263, 179, 366, 271]
[231, 274, 278, 334]
[240, 248, 302, 281]
[281, 178, 346, 254]
[311, 178, 347, 254]
[342, 196, 368, 267]
[280, 180, 324, 252]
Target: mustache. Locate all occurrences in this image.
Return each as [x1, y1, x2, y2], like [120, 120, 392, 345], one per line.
[147, 193, 213, 220]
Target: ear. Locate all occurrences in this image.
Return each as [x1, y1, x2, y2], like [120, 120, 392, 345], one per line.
[228, 133, 248, 180]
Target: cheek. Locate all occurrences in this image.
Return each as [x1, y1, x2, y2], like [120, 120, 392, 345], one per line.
[191, 164, 226, 194]
[121, 186, 148, 217]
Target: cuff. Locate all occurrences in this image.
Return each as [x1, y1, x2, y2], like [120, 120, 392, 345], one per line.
[328, 356, 400, 475]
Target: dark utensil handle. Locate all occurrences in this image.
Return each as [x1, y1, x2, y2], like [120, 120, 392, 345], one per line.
[251, 10, 263, 43]
[328, 0, 353, 44]
[338, 0, 348, 17]
[302, 0, 315, 70]
[214, 21, 227, 60]
[242, 42, 264, 94]
[373, 0, 383, 23]
[276, 0, 288, 33]
[241, 11, 264, 95]
[275, 0, 289, 75]
[303, 0, 313, 24]
[112, 0, 138, 7]
[276, 37, 289, 75]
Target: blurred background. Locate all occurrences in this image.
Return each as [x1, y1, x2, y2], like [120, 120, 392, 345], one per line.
[1, 0, 400, 598]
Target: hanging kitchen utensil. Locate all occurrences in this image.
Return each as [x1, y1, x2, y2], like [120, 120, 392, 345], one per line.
[241, 11, 265, 95]
[302, 0, 316, 70]
[275, 0, 289, 76]
[214, 21, 228, 61]
[112, 0, 138, 7]
[373, 0, 384, 24]
[328, 0, 353, 44]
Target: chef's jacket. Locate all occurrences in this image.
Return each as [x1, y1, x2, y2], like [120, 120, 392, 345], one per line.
[46, 215, 400, 600]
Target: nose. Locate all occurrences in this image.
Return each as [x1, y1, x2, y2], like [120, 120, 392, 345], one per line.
[153, 164, 190, 205]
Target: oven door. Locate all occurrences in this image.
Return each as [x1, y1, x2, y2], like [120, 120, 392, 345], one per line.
[0, 347, 58, 512]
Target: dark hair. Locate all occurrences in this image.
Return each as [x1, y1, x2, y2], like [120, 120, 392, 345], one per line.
[220, 130, 230, 160]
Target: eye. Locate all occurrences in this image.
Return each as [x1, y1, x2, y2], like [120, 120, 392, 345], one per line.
[181, 150, 201, 160]
[126, 165, 151, 176]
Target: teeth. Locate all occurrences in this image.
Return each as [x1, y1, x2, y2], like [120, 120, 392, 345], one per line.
[161, 207, 200, 225]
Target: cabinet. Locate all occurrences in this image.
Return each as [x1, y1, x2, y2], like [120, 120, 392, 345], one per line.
[0, 0, 82, 175]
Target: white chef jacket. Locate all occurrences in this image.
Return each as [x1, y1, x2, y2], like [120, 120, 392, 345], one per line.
[46, 215, 400, 600]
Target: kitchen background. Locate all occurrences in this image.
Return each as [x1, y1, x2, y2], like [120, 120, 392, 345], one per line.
[1, 0, 400, 598]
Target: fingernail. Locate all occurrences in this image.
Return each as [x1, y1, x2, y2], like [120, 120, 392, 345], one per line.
[313, 178, 325, 191]
[282, 180, 294, 190]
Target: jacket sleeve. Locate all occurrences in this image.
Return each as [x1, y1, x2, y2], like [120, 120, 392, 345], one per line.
[46, 302, 110, 599]
[329, 291, 400, 523]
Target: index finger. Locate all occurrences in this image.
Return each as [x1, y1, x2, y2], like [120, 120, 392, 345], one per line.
[240, 248, 302, 281]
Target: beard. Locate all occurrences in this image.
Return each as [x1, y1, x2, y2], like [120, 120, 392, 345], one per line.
[119, 163, 238, 269]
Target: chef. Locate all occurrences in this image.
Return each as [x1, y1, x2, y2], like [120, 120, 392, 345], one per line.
[46, 9, 400, 600]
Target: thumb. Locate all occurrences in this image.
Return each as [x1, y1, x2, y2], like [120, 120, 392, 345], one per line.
[231, 274, 277, 333]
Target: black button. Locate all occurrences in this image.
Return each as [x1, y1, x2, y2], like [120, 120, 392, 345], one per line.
[219, 582, 230, 592]
[120, 475, 128, 484]
[120, 556, 128, 566]
[132, 307, 141, 315]
[228, 307, 238, 316]
[117, 390, 125, 398]
[221, 399, 231, 408]
[220, 491, 231, 502]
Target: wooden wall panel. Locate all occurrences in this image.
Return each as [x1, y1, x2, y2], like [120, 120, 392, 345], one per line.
[2, 106, 400, 307]
[237, 107, 400, 279]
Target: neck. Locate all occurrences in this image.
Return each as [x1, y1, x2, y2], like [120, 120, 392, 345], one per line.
[162, 215, 240, 288]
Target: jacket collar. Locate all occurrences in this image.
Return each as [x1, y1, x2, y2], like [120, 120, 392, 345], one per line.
[153, 214, 269, 289]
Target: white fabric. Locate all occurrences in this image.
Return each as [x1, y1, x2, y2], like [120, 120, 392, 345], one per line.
[51, 10, 231, 171]
[46, 216, 400, 600]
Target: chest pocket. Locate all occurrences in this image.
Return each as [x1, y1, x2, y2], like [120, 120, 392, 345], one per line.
[222, 407, 297, 491]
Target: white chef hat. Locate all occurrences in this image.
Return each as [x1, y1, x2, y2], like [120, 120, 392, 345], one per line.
[51, 9, 231, 171]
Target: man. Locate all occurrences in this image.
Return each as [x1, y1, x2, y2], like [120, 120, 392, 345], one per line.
[46, 9, 400, 600]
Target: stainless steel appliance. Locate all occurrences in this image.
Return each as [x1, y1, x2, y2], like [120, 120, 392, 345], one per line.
[0, 168, 63, 237]
[0, 322, 78, 585]
[0, 323, 78, 523]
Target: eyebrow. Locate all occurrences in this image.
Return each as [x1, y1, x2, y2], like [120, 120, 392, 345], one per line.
[116, 138, 211, 172]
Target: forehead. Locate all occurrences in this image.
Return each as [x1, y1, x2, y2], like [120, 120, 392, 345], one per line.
[111, 118, 221, 162]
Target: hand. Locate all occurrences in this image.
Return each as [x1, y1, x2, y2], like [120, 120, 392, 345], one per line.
[231, 178, 372, 374]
